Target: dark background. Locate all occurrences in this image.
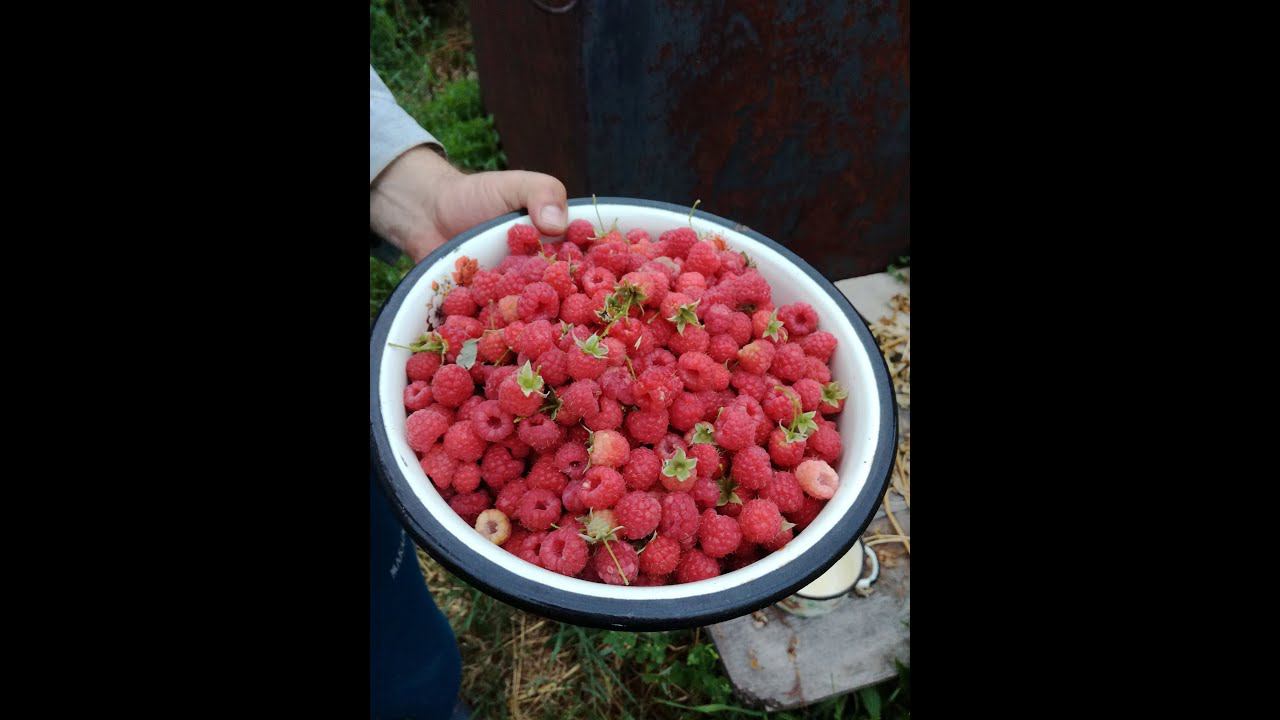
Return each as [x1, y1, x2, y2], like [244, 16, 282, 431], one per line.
[470, 0, 910, 281]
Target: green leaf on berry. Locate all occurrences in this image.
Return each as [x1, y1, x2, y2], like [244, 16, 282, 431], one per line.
[456, 338, 479, 370]
[690, 422, 716, 445]
[577, 509, 622, 544]
[779, 421, 807, 445]
[390, 330, 448, 357]
[661, 447, 698, 482]
[762, 310, 786, 343]
[716, 475, 742, 507]
[516, 360, 545, 397]
[788, 410, 819, 440]
[575, 332, 609, 359]
[822, 381, 848, 404]
[560, 321, 574, 338]
[667, 299, 702, 335]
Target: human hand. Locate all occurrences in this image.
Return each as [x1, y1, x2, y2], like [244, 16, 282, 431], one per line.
[370, 146, 568, 263]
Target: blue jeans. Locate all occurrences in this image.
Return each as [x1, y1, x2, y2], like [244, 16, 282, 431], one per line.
[370, 467, 462, 719]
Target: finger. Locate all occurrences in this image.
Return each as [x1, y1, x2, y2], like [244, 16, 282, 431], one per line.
[489, 170, 569, 236]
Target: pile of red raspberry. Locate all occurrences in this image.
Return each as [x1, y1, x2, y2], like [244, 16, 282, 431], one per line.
[398, 217, 848, 586]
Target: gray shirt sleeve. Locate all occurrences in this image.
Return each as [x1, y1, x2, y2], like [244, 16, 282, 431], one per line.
[370, 65, 446, 183]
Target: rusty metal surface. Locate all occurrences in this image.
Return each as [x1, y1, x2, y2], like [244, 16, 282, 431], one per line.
[471, 0, 909, 280]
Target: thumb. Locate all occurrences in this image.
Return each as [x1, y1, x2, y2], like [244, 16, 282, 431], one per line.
[489, 170, 569, 237]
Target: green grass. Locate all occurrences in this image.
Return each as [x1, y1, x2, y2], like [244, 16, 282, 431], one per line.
[372, 3, 910, 716]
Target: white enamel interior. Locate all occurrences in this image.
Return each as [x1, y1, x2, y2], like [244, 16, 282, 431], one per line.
[378, 203, 883, 600]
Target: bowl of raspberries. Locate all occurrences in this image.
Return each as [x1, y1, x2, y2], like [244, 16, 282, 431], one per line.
[370, 197, 896, 630]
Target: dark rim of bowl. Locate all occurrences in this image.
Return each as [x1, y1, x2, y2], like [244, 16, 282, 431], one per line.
[370, 197, 898, 630]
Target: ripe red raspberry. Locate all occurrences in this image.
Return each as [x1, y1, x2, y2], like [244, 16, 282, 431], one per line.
[403, 380, 433, 412]
[713, 405, 756, 451]
[639, 535, 681, 577]
[510, 530, 546, 566]
[614, 491, 662, 540]
[586, 397, 624, 431]
[406, 406, 450, 452]
[763, 386, 799, 423]
[588, 429, 630, 468]
[803, 357, 832, 384]
[478, 331, 509, 364]
[553, 441, 589, 481]
[485, 365, 517, 399]
[519, 255, 551, 284]
[800, 330, 837, 362]
[406, 351, 442, 383]
[602, 337, 628, 367]
[706, 333, 739, 363]
[668, 392, 706, 432]
[684, 240, 721, 276]
[727, 311, 754, 346]
[730, 446, 772, 492]
[441, 286, 478, 317]
[730, 368, 770, 401]
[448, 490, 492, 525]
[625, 407, 669, 444]
[807, 424, 843, 463]
[724, 543, 761, 572]
[588, 240, 634, 276]
[497, 295, 522, 325]
[691, 477, 720, 511]
[785, 495, 824, 531]
[622, 447, 661, 490]
[621, 271, 668, 309]
[469, 269, 504, 304]
[625, 227, 652, 244]
[516, 319, 555, 359]
[482, 444, 524, 490]
[558, 379, 602, 426]
[561, 479, 586, 515]
[759, 470, 804, 514]
[675, 549, 721, 583]
[421, 443, 458, 490]
[580, 466, 626, 509]
[430, 364, 474, 408]
[792, 378, 823, 413]
[598, 366, 636, 405]
[452, 462, 482, 493]
[557, 322, 592, 352]
[559, 293, 596, 325]
[566, 218, 595, 247]
[657, 291, 693, 327]
[497, 375, 542, 418]
[633, 366, 682, 410]
[677, 351, 729, 392]
[542, 260, 578, 299]
[667, 323, 710, 356]
[517, 413, 564, 452]
[539, 526, 589, 576]
[457, 394, 485, 422]
[778, 302, 818, 337]
[579, 266, 617, 296]
[737, 340, 776, 375]
[526, 454, 568, 494]
[728, 269, 771, 309]
[768, 427, 807, 468]
[516, 488, 561, 531]
[675, 271, 707, 294]
[761, 527, 794, 552]
[594, 540, 639, 585]
[507, 223, 542, 255]
[567, 341, 608, 381]
[471, 400, 514, 442]
[771, 343, 808, 383]
[518, 282, 560, 321]
[698, 510, 742, 558]
[659, 492, 700, 543]
[503, 433, 533, 459]
[738, 498, 785, 544]
[440, 315, 484, 362]
[702, 303, 735, 334]
[443, 421, 486, 463]
[795, 458, 839, 499]
[732, 395, 771, 445]
[687, 443, 721, 482]
[659, 226, 699, 259]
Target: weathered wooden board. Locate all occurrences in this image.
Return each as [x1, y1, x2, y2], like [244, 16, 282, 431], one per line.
[707, 272, 910, 710]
